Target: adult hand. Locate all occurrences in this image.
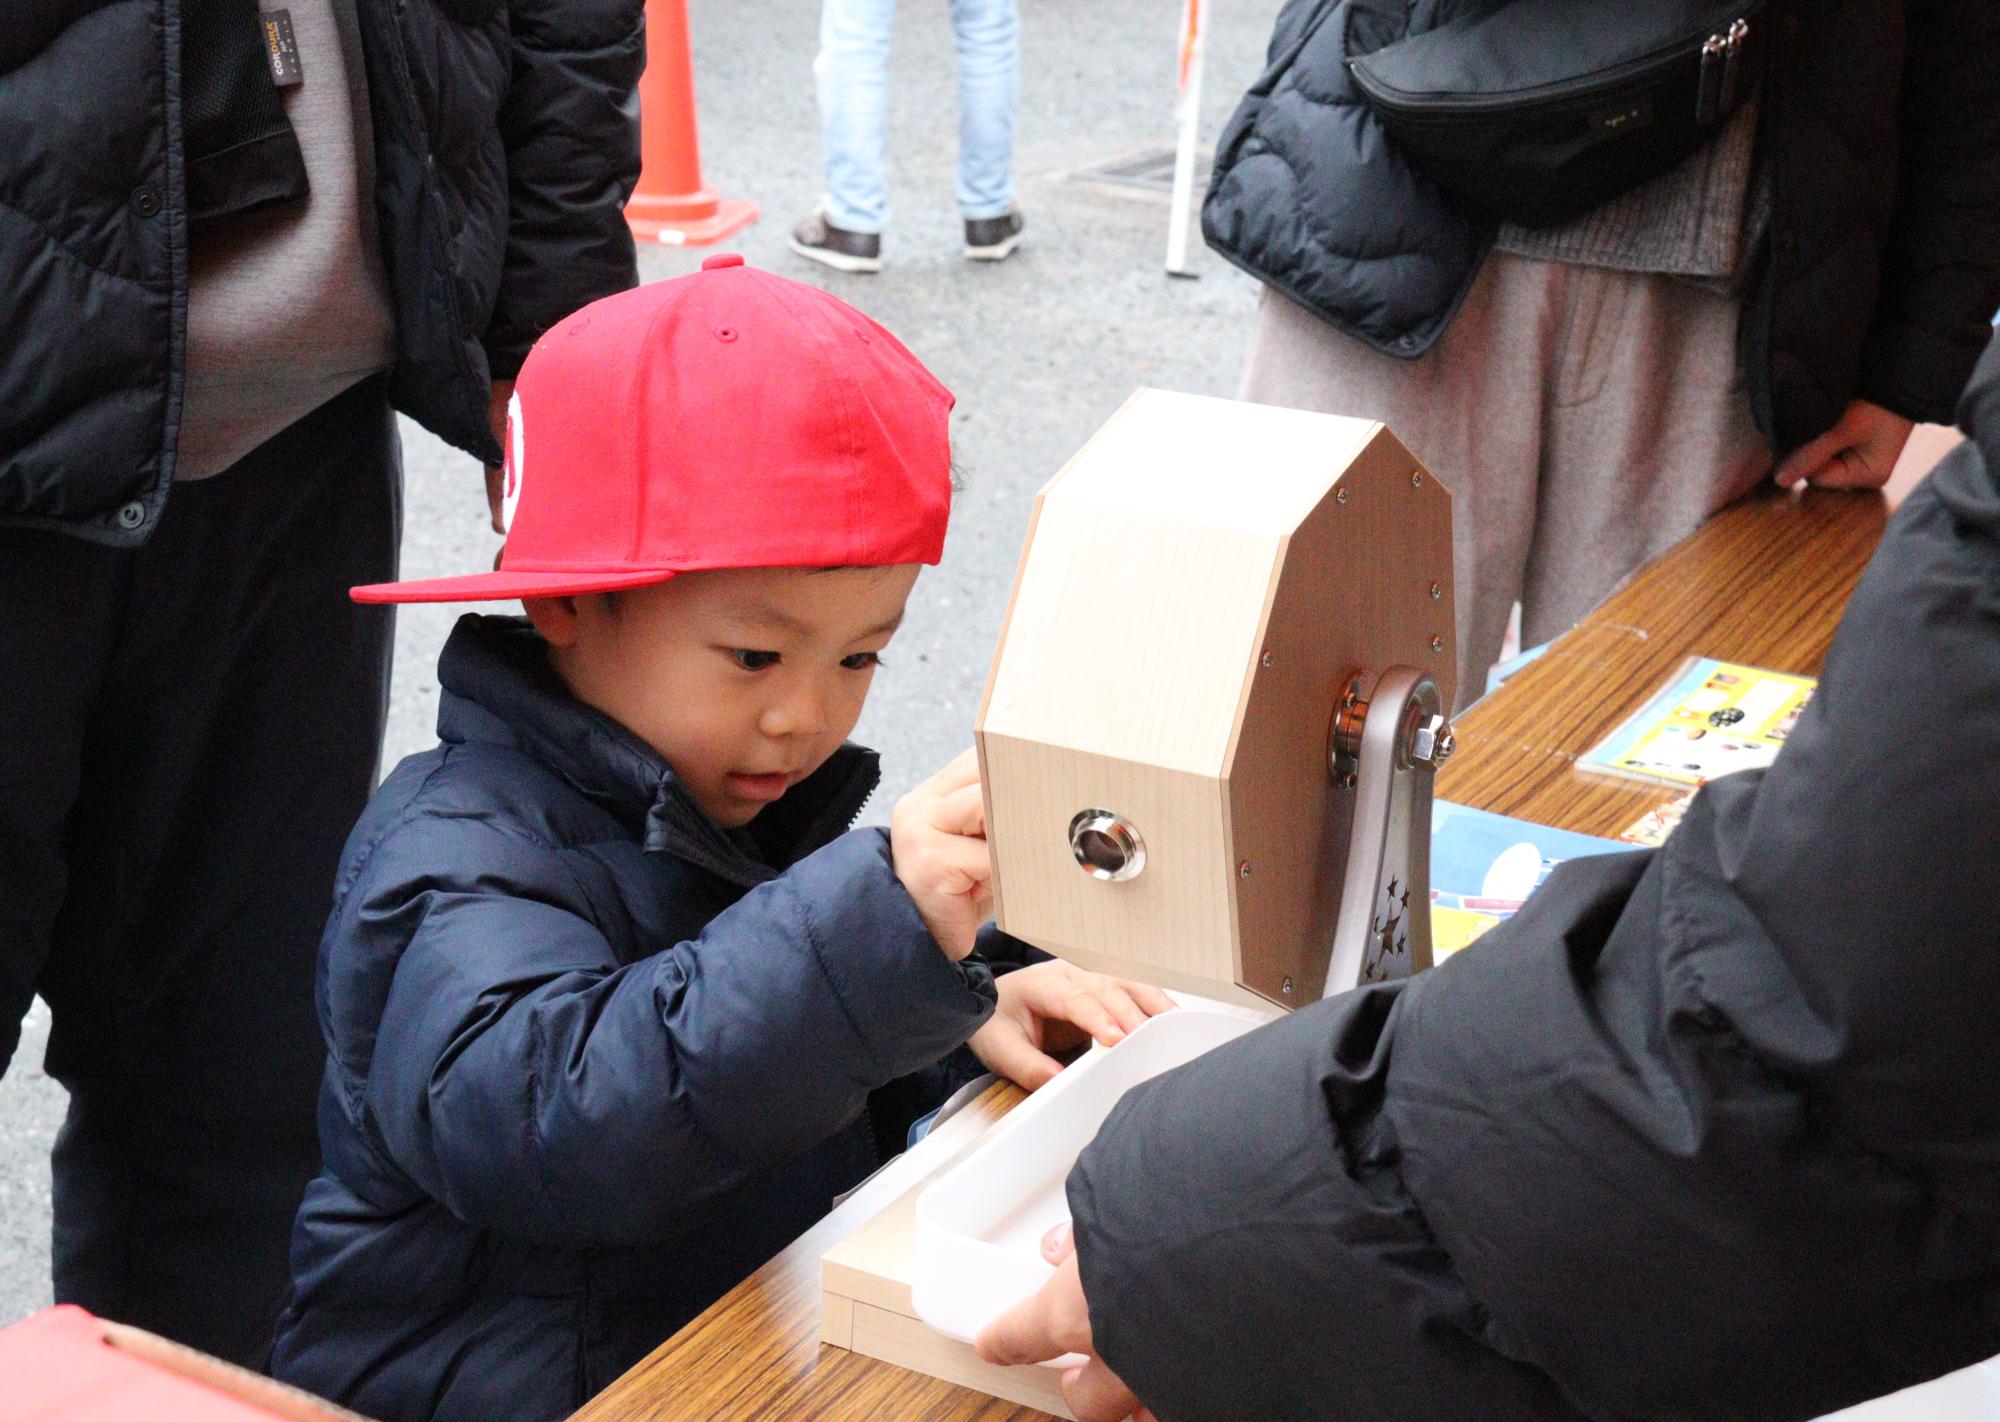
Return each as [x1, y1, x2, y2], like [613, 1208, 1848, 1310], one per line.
[970, 961, 1175, 1090]
[889, 748, 992, 962]
[1772, 398, 1913, 490]
[977, 1224, 1155, 1422]
[484, 376, 517, 534]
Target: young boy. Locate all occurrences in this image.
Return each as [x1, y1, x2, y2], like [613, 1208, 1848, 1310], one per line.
[269, 255, 1169, 1421]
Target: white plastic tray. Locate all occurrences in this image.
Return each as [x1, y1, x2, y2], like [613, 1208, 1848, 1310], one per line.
[1817, 1359, 2000, 1421]
[911, 998, 1270, 1356]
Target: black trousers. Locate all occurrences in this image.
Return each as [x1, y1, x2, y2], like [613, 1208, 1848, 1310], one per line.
[0, 375, 400, 1365]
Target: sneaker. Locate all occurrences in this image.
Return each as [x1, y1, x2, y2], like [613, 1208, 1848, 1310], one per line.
[963, 208, 1024, 262]
[789, 211, 882, 274]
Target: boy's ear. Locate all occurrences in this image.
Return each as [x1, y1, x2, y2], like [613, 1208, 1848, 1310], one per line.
[522, 596, 583, 647]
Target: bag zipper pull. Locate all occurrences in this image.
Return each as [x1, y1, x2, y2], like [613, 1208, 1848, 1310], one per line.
[1719, 18, 1750, 114]
[1696, 33, 1725, 125]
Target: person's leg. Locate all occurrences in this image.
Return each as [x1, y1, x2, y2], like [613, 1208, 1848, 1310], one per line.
[1523, 268, 1771, 647]
[814, 0, 897, 235]
[1238, 255, 1569, 709]
[0, 531, 131, 1340]
[0, 536, 124, 1074]
[949, 0, 1018, 221]
[44, 375, 400, 1365]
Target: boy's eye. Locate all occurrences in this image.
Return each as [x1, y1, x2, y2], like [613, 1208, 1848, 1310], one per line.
[729, 649, 780, 671]
[841, 652, 883, 671]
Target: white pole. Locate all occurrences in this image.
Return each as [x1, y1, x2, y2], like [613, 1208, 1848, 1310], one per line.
[1165, 0, 1207, 278]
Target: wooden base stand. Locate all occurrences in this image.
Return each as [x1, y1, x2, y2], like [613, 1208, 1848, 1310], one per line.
[819, 1086, 1073, 1419]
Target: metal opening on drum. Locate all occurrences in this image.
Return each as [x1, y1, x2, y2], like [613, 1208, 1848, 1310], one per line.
[1069, 809, 1146, 881]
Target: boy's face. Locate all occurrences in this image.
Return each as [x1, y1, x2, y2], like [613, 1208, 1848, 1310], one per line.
[530, 565, 920, 828]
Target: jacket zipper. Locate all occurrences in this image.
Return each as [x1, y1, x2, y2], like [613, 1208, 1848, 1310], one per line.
[1695, 36, 1725, 125]
[1719, 18, 1750, 115]
[1352, 10, 1758, 125]
[1697, 18, 1751, 124]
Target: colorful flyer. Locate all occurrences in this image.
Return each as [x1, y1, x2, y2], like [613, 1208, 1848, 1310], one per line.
[1428, 802, 1631, 961]
[1432, 900, 1505, 958]
[1580, 658, 1816, 789]
[1617, 785, 1703, 848]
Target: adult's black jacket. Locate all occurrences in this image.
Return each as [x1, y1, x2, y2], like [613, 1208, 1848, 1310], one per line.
[1201, 0, 2000, 454]
[0, 0, 642, 544]
[1070, 332, 2000, 1420]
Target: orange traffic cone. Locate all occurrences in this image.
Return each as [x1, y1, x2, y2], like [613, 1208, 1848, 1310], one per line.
[626, 0, 758, 246]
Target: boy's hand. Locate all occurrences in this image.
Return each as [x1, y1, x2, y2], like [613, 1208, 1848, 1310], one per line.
[891, 748, 993, 962]
[970, 961, 1175, 1090]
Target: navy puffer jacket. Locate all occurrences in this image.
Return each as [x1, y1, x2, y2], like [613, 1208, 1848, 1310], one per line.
[271, 616, 998, 1421]
[1202, 0, 1495, 363]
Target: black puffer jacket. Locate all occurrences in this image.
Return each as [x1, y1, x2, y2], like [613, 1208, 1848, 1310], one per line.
[0, 0, 642, 544]
[1203, 0, 2000, 453]
[1072, 334, 2000, 1420]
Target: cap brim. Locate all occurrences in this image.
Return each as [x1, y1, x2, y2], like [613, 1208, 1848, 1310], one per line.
[350, 567, 681, 605]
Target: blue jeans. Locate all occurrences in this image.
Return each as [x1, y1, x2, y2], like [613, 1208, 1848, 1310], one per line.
[815, 0, 1019, 234]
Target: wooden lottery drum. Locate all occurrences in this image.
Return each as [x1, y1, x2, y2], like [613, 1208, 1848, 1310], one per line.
[975, 389, 1456, 1010]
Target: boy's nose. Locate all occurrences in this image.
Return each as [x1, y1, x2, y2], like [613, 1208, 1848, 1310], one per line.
[760, 687, 826, 739]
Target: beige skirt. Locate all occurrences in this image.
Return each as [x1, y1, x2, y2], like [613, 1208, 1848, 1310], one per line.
[1239, 252, 1772, 707]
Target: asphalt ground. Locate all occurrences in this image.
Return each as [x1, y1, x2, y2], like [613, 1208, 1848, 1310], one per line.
[0, 0, 1282, 1331]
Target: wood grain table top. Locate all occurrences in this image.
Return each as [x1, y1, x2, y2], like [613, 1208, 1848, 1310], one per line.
[1436, 484, 1894, 836]
[572, 482, 1902, 1422]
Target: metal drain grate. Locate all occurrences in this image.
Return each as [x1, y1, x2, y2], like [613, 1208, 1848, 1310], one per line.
[1067, 145, 1213, 195]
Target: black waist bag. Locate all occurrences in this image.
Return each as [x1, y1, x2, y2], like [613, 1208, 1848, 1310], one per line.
[1349, 0, 1766, 229]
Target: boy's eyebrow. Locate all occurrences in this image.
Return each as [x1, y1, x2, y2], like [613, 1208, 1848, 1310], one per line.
[732, 603, 905, 641]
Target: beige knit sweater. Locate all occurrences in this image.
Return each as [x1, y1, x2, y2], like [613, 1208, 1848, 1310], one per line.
[1495, 99, 1769, 289]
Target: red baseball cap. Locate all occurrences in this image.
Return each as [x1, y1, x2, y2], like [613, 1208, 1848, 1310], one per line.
[352, 254, 955, 604]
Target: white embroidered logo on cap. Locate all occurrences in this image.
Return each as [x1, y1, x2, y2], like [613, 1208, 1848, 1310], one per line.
[502, 391, 526, 534]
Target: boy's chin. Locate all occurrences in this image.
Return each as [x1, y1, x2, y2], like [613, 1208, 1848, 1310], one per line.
[695, 790, 773, 830]
[708, 802, 766, 829]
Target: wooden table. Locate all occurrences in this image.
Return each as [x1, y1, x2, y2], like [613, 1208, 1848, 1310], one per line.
[574, 482, 1906, 1422]
[1435, 482, 1895, 834]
